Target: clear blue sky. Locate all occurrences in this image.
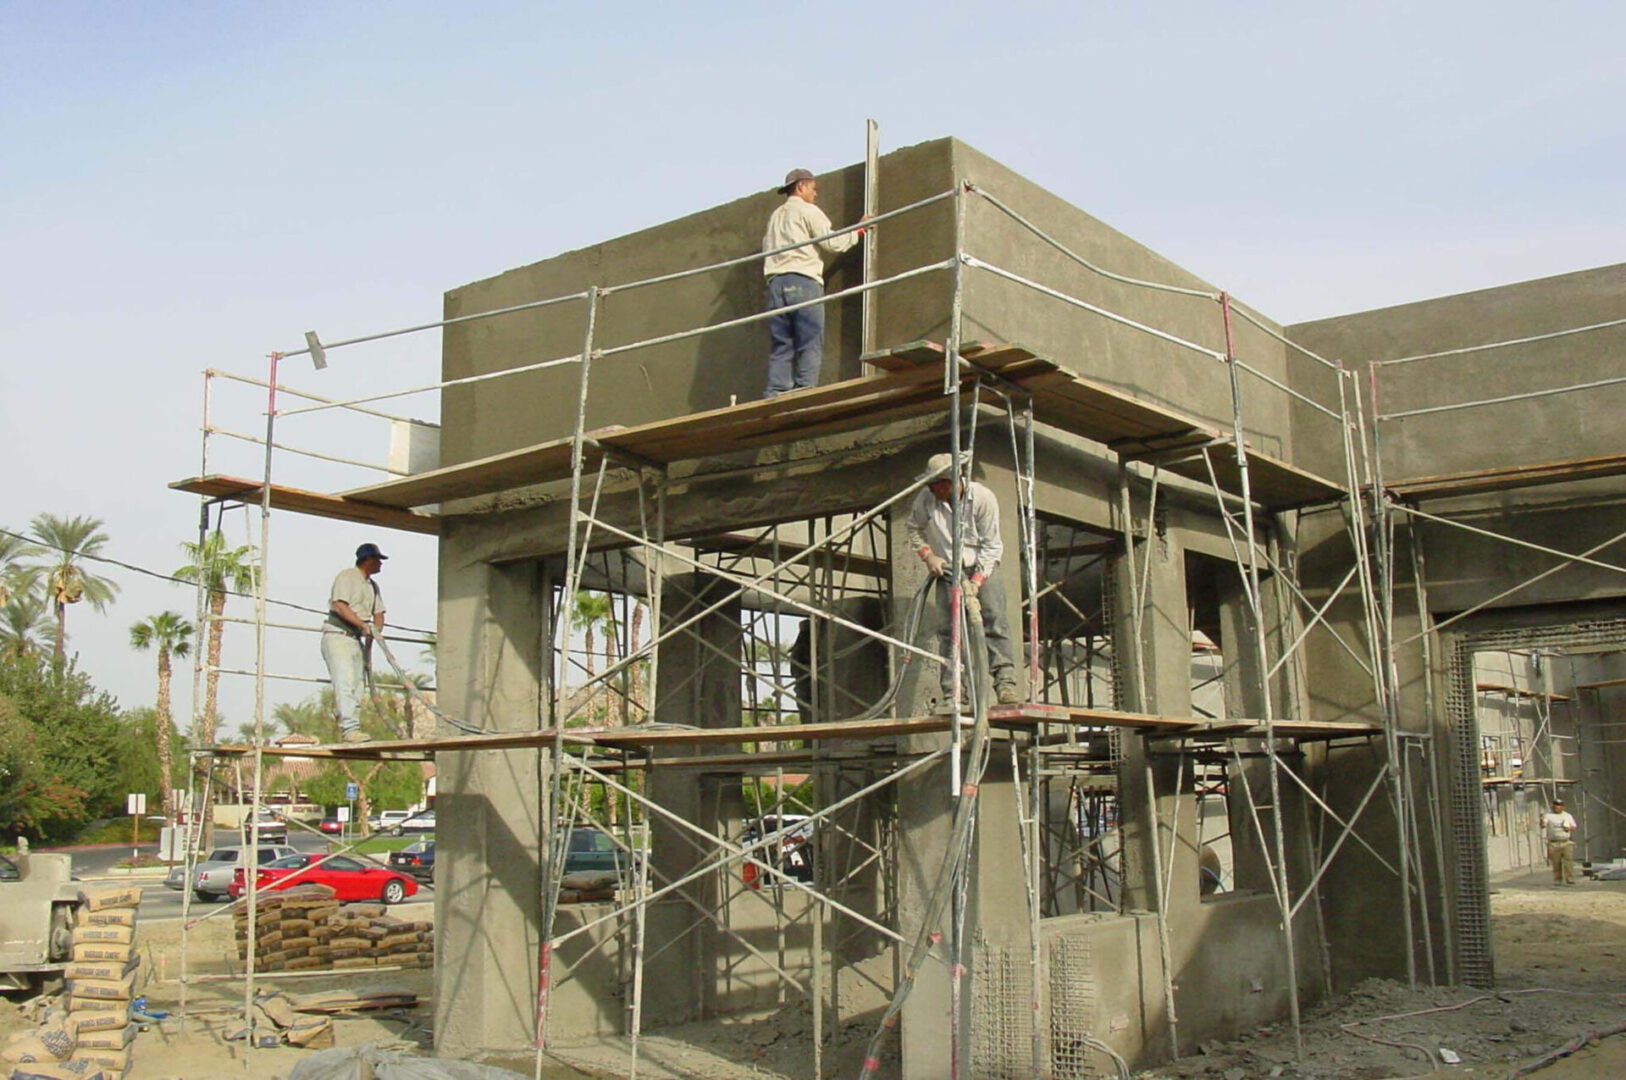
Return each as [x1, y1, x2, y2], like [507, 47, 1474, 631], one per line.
[2, 1, 1622, 733]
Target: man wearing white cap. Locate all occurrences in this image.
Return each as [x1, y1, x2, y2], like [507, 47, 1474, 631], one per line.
[760, 167, 868, 399]
[321, 542, 388, 744]
[1540, 797, 1578, 885]
[906, 453, 1021, 706]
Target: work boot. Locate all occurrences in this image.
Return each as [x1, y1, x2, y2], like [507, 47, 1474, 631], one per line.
[996, 683, 1023, 706]
[341, 729, 372, 744]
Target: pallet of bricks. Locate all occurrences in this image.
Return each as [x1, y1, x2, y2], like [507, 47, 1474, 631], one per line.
[235, 883, 433, 972]
[2, 881, 144, 1080]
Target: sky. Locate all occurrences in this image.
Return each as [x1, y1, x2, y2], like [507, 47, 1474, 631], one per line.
[2, 1, 1623, 735]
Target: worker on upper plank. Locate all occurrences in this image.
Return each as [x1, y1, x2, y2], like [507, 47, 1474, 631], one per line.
[761, 167, 868, 399]
[1541, 797, 1579, 886]
[906, 453, 1022, 707]
[322, 542, 388, 744]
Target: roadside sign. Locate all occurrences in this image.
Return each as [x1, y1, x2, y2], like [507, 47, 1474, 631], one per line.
[126, 793, 147, 815]
[337, 806, 351, 822]
[346, 782, 360, 801]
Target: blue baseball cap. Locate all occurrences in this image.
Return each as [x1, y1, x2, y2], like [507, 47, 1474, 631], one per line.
[355, 543, 389, 562]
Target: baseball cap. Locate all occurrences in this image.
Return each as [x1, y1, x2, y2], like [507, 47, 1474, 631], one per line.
[356, 542, 389, 562]
[779, 168, 814, 194]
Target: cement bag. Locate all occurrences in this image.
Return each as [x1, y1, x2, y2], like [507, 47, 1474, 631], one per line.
[68, 944, 133, 965]
[64, 971, 136, 1002]
[75, 908, 135, 929]
[69, 925, 131, 947]
[63, 958, 137, 983]
[66, 1027, 130, 1054]
[1, 1024, 74, 1063]
[62, 997, 126, 1016]
[76, 885, 140, 912]
[66, 1050, 128, 1075]
[9, 1064, 110, 1080]
[62, 1013, 125, 1037]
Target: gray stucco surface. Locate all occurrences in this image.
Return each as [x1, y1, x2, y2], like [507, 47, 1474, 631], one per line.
[424, 136, 1626, 1073]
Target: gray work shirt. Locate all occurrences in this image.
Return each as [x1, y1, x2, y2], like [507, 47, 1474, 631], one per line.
[324, 567, 384, 636]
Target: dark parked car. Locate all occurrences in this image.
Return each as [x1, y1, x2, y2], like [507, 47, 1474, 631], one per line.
[388, 839, 436, 882]
[563, 827, 636, 877]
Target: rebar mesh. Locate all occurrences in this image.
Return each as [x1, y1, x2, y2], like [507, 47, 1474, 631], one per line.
[971, 942, 1034, 1080]
[1048, 934, 1103, 1079]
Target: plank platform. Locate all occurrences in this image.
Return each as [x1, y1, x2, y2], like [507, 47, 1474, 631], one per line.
[1475, 682, 1573, 703]
[169, 475, 440, 535]
[342, 341, 1344, 513]
[1388, 453, 1626, 501]
[209, 703, 1375, 762]
[1576, 677, 1626, 691]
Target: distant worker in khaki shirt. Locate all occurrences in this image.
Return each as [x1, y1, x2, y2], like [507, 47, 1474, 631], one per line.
[1540, 797, 1579, 885]
[322, 542, 388, 744]
[761, 168, 868, 399]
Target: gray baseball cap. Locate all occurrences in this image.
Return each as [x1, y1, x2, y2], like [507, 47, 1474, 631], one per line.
[779, 168, 814, 194]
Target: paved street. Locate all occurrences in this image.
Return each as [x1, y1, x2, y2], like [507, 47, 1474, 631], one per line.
[46, 831, 432, 923]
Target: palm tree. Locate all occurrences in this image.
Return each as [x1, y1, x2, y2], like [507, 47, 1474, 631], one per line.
[29, 514, 119, 663]
[0, 533, 42, 607]
[571, 591, 613, 683]
[130, 612, 194, 822]
[0, 593, 55, 658]
[174, 531, 257, 746]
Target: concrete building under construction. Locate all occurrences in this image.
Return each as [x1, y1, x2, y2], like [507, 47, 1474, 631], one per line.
[175, 136, 1626, 1077]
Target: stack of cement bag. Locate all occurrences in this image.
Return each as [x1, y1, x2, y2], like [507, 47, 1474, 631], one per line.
[325, 904, 434, 970]
[234, 883, 340, 972]
[2, 882, 143, 1079]
[235, 891, 432, 971]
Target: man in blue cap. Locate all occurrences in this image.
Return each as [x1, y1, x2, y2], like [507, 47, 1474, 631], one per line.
[321, 542, 388, 744]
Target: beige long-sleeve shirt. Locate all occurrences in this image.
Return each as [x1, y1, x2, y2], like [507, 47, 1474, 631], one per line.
[905, 481, 1003, 581]
[762, 196, 860, 284]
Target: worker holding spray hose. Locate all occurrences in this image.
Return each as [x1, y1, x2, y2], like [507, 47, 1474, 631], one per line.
[321, 542, 388, 744]
[906, 453, 1021, 708]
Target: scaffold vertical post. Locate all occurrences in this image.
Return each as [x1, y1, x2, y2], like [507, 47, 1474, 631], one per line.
[242, 348, 280, 1051]
[1219, 293, 1302, 1056]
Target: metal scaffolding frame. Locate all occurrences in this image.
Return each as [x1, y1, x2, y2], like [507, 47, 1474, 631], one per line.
[158, 148, 1511, 1080]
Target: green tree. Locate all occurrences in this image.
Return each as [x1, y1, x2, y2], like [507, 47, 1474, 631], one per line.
[129, 611, 194, 822]
[272, 688, 423, 828]
[572, 591, 613, 682]
[0, 651, 125, 841]
[174, 531, 257, 746]
[0, 532, 42, 607]
[29, 514, 119, 664]
[0, 593, 55, 659]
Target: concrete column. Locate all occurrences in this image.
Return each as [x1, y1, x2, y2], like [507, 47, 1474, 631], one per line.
[1113, 520, 1195, 914]
[435, 549, 549, 1055]
[642, 571, 743, 1024]
[890, 492, 962, 1080]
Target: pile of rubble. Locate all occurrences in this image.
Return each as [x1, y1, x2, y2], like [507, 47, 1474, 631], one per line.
[234, 885, 433, 972]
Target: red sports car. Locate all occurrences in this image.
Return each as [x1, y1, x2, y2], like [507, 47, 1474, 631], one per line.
[229, 853, 419, 904]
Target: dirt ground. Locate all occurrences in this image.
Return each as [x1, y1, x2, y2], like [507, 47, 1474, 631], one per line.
[3, 876, 1624, 1079]
[1139, 871, 1626, 1080]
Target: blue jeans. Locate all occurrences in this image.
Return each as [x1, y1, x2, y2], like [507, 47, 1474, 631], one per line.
[321, 632, 367, 733]
[764, 274, 824, 398]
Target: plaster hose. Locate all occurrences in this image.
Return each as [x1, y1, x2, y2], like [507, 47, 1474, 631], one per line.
[857, 580, 994, 1080]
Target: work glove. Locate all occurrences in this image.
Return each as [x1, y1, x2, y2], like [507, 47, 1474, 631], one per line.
[920, 546, 948, 578]
[965, 574, 985, 599]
